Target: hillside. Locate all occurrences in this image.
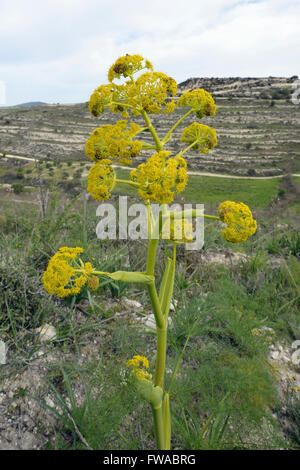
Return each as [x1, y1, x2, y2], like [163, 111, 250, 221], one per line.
[0, 76, 299, 176]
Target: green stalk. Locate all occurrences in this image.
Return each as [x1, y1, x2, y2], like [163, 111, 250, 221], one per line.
[159, 258, 172, 306]
[177, 140, 200, 158]
[163, 393, 171, 450]
[161, 109, 193, 145]
[170, 209, 220, 221]
[161, 243, 176, 318]
[116, 179, 139, 188]
[146, 238, 159, 275]
[155, 326, 167, 388]
[151, 403, 164, 450]
[141, 110, 163, 151]
[147, 282, 164, 330]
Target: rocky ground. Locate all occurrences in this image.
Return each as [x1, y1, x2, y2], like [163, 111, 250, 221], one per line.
[0, 77, 299, 176]
[0, 254, 299, 450]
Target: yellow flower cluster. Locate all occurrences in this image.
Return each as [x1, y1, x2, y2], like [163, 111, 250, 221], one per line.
[108, 54, 153, 82]
[87, 159, 116, 200]
[126, 355, 152, 382]
[135, 72, 177, 114]
[126, 355, 149, 369]
[180, 122, 217, 153]
[177, 88, 216, 119]
[218, 201, 257, 243]
[85, 120, 142, 165]
[89, 55, 177, 118]
[130, 151, 187, 204]
[87, 276, 100, 291]
[161, 218, 194, 243]
[42, 247, 88, 298]
[88, 84, 121, 117]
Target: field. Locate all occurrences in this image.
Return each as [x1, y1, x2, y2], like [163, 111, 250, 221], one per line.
[0, 76, 300, 177]
[0, 82, 300, 450]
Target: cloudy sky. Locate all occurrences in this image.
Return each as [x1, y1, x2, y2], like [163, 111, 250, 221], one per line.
[0, 0, 299, 105]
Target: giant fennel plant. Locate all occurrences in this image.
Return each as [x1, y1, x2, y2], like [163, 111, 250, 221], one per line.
[42, 54, 257, 450]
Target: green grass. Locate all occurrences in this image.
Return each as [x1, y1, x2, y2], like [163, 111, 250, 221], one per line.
[0, 166, 299, 450]
[181, 175, 280, 208]
[112, 169, 281, 210]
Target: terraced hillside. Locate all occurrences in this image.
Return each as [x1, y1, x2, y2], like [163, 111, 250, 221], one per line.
[0, 76, 299, 176]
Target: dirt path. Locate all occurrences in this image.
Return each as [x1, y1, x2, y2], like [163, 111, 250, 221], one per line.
[2, 153, 300, 180]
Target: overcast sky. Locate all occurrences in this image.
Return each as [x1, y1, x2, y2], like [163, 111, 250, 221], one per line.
[0, 0, 299, 106]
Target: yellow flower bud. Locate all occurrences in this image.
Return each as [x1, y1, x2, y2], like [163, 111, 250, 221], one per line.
[218, 201, 257, 243]
[177, 88, 216, 118]
[180, 122, 217, 153]
[131, 152, 187, 204]
[42, 247, 87, 298]
[87, 276, 99, 291]
[87, 160, 116, 201]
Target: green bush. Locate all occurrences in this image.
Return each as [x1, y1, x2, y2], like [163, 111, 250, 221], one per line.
[12, 182, 25, 193]
[0, 264, 50, 332]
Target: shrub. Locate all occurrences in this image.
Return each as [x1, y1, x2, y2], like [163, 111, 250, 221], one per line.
[12, 182, 25, 193]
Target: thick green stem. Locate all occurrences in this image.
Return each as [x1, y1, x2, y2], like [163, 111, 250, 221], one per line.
[155, 327, 167, 388]
[151, 403, 164, 450]
[141, 110, 163, 151]
[163, 393, 171, 450]
[146, 238, 159, 275]
[159, 258, 172, 306]
[147, 282, 164, 329]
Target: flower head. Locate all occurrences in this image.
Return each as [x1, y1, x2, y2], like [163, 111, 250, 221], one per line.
[177, 88, 216, 118]
[85, 120, 142, 165]
[130, 152, 187, 204]
[88, 84, 117, 117]
[126, 355, 152, 382]
[126, 355, 149, 369]
[42, 247, 87, 298]
[218, 201, 257, 243]
[108, 54, 153, 82]
[87, 160, 116, 201]
[180, 122, 217, 153]
[87, 276, 100, 291]
[135, 72, 177, 114]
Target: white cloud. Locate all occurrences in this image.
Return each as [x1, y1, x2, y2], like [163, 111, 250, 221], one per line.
[0, 0, 299, 105]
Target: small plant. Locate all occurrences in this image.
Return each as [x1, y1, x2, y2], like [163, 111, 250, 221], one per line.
[12, 182, 25, 194]
[41, 54, 257, 449]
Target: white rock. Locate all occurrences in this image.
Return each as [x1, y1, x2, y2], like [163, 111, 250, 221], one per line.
[169, 299, 178, 312]
[270, 351, 279, 360]
[45, 396, 55, 408]
[144, 314, 156, 329]
[35, 324, 57, 342]
[143, 314, 173, 330]
[0, 340, 6, 364]
[122, 297, 143, 310]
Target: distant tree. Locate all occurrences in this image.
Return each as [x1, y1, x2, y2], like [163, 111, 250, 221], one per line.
[12, 182, 25, 194]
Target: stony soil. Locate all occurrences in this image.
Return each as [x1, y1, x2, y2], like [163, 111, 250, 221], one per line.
[0, 254, 299, 450]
